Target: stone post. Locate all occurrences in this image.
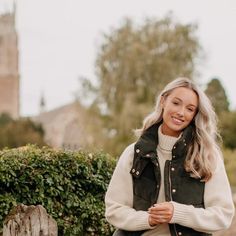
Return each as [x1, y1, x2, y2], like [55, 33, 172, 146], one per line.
[3, 204, 57, 236]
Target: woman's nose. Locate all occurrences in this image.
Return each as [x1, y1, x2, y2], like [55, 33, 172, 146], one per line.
[177, 107, 185, 116]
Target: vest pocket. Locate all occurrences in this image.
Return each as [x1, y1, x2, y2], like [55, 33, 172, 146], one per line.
[133, 176, 157, 211]
[173, 170, 205, 206]
[133, 177, 156, 202]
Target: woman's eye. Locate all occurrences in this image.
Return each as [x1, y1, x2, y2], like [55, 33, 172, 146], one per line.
[173, 101, 179, 105]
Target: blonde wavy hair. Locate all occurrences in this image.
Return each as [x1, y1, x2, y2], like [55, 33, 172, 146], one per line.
[136, 77, 222, 181]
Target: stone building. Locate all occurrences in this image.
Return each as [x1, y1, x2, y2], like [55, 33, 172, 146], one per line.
[32, 102, 96, 150]
[0, 7, 20, 119]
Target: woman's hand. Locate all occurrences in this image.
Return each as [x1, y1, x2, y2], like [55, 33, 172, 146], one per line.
[148, 202, 174, 226]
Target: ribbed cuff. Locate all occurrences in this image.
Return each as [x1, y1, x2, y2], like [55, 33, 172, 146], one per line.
[169, 201, 193, 225]
[135, 211, 155, 230]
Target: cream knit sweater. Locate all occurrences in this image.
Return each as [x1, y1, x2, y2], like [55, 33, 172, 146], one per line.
[105, 127, 235, 235]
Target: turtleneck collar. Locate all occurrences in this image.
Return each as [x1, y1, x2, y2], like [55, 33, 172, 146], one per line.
[158, 125, 181, 152]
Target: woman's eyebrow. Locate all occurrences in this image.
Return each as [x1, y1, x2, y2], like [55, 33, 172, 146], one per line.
[173, 97, 197, 108]
[173, 97, 182, 101]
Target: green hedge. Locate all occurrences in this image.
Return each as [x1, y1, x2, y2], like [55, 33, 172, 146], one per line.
[0, 145, 116, 235]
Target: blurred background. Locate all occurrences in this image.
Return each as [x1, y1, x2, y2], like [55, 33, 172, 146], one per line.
[0, 0, 236, 164]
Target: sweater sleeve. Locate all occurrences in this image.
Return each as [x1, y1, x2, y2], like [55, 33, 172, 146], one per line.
[105, 143, 153, 231]
[170, 156, 235, 233]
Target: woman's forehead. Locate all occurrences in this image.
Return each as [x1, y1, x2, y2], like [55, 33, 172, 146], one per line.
[168, 87, 198, 106]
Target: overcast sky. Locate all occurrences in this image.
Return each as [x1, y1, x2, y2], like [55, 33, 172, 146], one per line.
[2, 0, 236, 116]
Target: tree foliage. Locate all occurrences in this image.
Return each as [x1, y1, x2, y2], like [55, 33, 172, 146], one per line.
[96, 16, 201, 114]
[219, 111, 236, 149]
[89, 15, 202, 155]
[223, 148, 236, 187]
[205, 78, 229, 115]
[0, 113, 45, 149]
[204, 78, 236, 150]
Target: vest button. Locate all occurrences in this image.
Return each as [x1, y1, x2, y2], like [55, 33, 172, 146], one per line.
[172, 189, 176, 193]
[132, 169, 135, 173]
[173, 155, 176, 158]
[171, 167, 175, 171]
[178, 232, 182, 235]
[136, 171, 139, 175]
[173, 146, 176, 149]
[136, 149, 140, 153]
[156, 185, 159, 188]
[146, 153, 150, 157]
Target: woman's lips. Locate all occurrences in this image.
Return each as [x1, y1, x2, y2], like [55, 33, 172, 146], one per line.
[172, 116, 184, 125]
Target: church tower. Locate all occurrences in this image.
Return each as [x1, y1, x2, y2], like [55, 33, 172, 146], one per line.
[0, 4, 19, 119]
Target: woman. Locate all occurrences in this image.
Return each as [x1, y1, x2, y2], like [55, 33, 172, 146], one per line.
[105, 78, 235, 236]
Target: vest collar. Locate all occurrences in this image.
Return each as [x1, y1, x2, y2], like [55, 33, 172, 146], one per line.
[134, 122, 194, 160]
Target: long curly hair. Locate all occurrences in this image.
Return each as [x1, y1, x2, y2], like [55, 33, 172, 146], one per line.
[136, 77, 222, 181]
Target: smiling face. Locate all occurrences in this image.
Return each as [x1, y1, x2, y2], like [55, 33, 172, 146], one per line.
[161, 87, 198, 137]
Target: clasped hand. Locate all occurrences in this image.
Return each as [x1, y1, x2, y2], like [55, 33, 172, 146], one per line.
[148, 202, 174, 226]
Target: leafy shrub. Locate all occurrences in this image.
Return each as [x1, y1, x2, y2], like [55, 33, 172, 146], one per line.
[0, 145, 116, 235]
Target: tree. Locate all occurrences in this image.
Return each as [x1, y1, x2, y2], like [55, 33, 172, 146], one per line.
[204, 78, 236, 150]
[205, 78, 229, 115]
[83, 15, 202, 155]
[219, 111, 236, 149]
[96, 15, 201, 114]
[0, 114, 45, 149]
